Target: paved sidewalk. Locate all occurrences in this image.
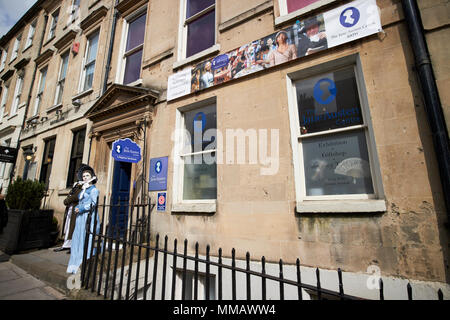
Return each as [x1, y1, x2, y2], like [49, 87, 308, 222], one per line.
[0, 261, 66, 300]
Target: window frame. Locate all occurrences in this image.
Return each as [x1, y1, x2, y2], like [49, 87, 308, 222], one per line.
[177, 0, 217, 61]
[79, 29, 100, 93]
[54, 51, 70, 106]
[33, 66, 48, 116]
[25, 19, 37, 49]
[66, 127, 86, 188]
[69, 0, 81, 25]
[0, 85, 8, 121]
[116, 7, 147, 85]
[276, 0, 336, 26]
[39, 137, 57, 188]
[11, 74, 24, 115]
[0, 48, 7, 71]
[172, 99, 218, 213]
[286, 54, 385, 212]
[48, 9, 60, 40]
[10, 34, 22, 62]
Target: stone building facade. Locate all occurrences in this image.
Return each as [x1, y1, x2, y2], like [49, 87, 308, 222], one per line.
[0, 0, 449, 298]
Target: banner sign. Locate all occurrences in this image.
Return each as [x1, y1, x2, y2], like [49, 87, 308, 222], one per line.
[0, 146, 18, 163]
[112, 138, 142, 163]
[167, 0, 381, 101]
[149, 157, 169, 191]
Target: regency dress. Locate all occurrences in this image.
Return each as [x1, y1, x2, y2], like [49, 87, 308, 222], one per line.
[66, 185, 100, 274]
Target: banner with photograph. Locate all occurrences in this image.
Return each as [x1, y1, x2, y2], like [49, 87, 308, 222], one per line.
[167, 0, 382, 101]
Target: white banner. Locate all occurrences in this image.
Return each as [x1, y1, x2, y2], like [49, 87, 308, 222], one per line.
[167, 67, 192, 101]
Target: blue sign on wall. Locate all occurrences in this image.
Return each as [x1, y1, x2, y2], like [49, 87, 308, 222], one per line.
[149, 157, 168, 191]
[157, 193, 166, 211]
[112, 138, 142, 163]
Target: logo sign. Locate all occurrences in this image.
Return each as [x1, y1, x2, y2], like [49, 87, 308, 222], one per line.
[212, 54, 229, 70]
[112, 138, 141, 163]
[0, 146, 18, 164]
[314, 78, 337, 105]
[149, 157, 168, 191]
[340, 7, 360, 27]
[157, 192, 166, 211]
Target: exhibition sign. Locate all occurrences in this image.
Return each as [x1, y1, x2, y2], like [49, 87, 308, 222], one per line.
[167, 0, 382, 101]
[112, 138, 142, 163]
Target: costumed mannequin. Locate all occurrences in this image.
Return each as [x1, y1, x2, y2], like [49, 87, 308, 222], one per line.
[67, 164, 100, 274]
[54, 181, 83, 252]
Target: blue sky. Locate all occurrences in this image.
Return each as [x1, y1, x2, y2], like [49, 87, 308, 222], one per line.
[0, 0, 37, 38]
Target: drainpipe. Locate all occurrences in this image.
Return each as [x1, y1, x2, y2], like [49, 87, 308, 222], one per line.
[102, 0, 119, 94]
[402, 0, 450, 223]
[9, 13, 49, 185]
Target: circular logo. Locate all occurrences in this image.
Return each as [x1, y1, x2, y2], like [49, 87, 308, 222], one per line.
[313, 78, 337, 105]
[340, 7, 360, 28]
[158, 195, 165, 205]
[155, 161, 162, 174]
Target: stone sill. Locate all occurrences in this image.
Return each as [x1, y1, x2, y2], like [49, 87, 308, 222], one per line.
[172, 202, 216, 214]
[46, 103, 63, 113]
[72, 88, 93, 101]
[296, 200, 387, 214]
[173, 44, 221, 70]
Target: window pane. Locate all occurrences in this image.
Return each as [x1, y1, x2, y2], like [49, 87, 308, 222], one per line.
[296, 67, 363, 135]
[84, 63, 95, 90]
[287, 0, 321, 13]
[302, 130, 374, 196]
[60, 53, 69, 80]
[186, 0, 215, 18]
[186, 9, 215, 58]
[126, 13, 146, 52]
[39, 68, 47, 93]
[183, 157, 217, 200]
[87, 32, 99, 63]
[183, 104, 216, 153]
[123, 49, 143, 85]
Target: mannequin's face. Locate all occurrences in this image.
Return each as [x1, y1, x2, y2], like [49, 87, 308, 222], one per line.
[82, 171, 92, 182]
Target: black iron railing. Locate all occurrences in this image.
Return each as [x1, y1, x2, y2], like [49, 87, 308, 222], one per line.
[79, 199, 445, 301]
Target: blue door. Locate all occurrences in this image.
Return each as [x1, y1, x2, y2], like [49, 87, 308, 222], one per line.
[110, 160, 132, 238]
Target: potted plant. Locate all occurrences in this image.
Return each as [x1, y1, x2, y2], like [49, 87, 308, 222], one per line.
[0, 177, 53, 254]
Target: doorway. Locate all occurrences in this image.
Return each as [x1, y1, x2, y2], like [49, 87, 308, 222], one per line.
[110, 160, 132, 238]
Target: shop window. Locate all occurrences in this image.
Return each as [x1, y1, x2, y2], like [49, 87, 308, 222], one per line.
[25, 20, 37, 49]
[55, 51, 69, 105]
[10, 34, 22, 62]
[80, 30, 99, 92]
[66, 128, 86, 188]
[180, 0, 216, 59]
[173, 102, 217, 211]
[33, 66, 47, 116]
[11, 74, 24, 115]
[0, 85, 8, 121]
[39, 137, 56, 188]
[119, 10, 146, 85]
[288, 57, 385, 212]
[48, 9, 59, 40]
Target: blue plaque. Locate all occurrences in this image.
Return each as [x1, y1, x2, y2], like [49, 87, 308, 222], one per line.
[149, 157, 168, 191]
[112, 138, 142, 163]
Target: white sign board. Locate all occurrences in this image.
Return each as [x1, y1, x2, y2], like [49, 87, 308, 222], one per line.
[167, 67, 192, 101]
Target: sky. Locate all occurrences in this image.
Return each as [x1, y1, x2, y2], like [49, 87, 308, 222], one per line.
[0, 0, 37, 38]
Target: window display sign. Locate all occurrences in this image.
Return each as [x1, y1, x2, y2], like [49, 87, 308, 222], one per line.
[167, 0, 381, 101]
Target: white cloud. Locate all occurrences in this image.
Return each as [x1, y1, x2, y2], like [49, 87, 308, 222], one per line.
[0, 0, 37, 38]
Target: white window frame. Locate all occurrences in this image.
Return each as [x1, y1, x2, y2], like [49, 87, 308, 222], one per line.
[48, 9, 59, 40]
[68, 0, 81, 25]
[25, 20, 37, 49]
[0, 48, 7, 71]
[286, 54, 385, 213]
[177, 0, 218, 62]
[172, 99, 217, 213]
[54, 51, 69, 106]
[79, 29, 100, 93]
[0, 86, 9, 121]
[33, 66, 48, 116]
[11, 75, 24, 115]
[276, 0, 336, 26]
[10, 34, 22, 62]
[116, 7, 147, 85]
